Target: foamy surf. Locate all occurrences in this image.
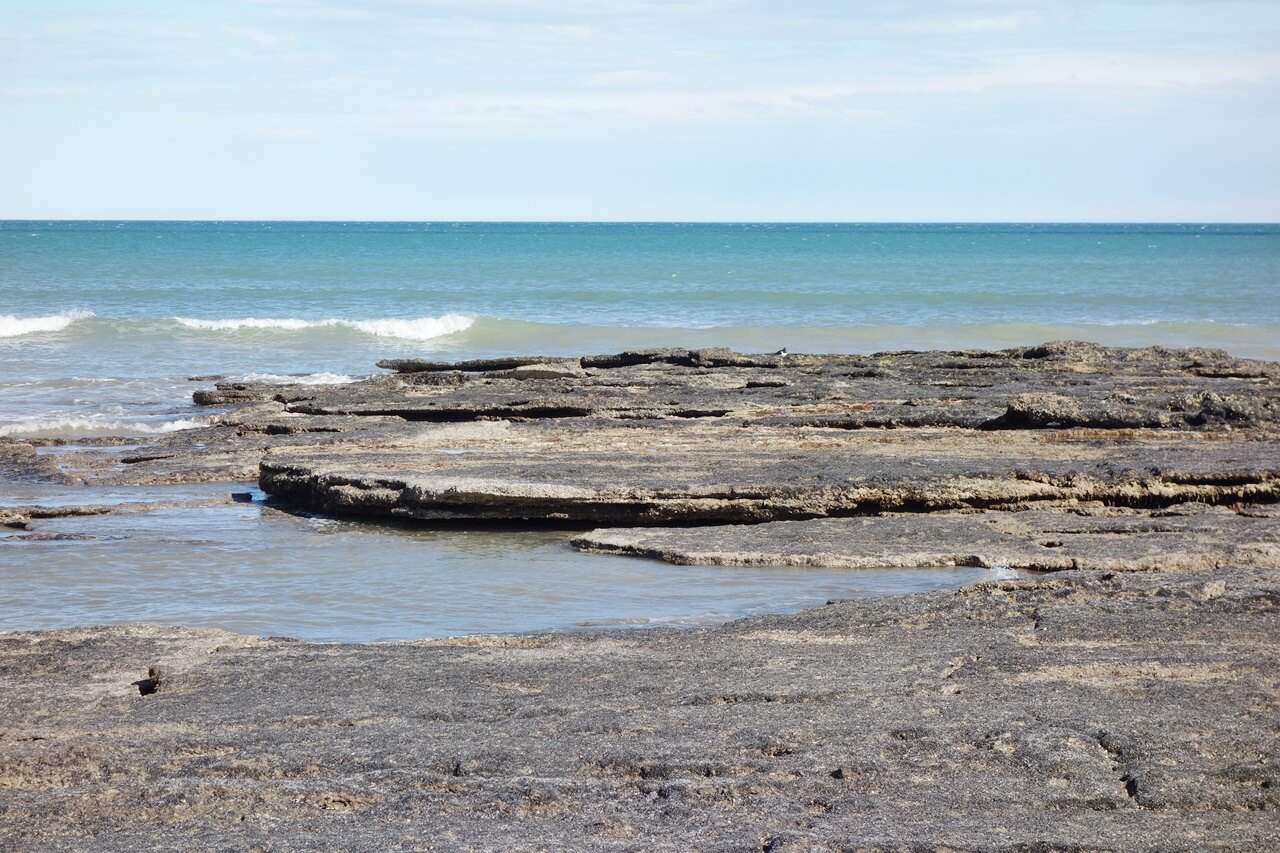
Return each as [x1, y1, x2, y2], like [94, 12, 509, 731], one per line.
[0, 415, 210, 438]
[0, 311, 93, 338]
[232, 372, 357, 385]
[347, 315, 475, 339]
[176, 317, 315, 331]
[174, 314, 475, 341]
[984, 563, 1020, 581]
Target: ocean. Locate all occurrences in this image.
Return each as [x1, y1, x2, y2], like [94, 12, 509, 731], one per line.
[2, 221, 1277, 640]
[4, 221, 1278, 436]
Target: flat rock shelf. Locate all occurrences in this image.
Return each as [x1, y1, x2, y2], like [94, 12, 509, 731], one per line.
[2, 341, 1278, 850]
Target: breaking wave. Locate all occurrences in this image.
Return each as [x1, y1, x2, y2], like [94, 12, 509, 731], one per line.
[0, 311, 94, 338]
[176, 317, 315, 331]
[174, 314, 475, 341]
[232, 372, 356, 385]
[0, 415, 209, 438]
[2, 312, 1276, 361]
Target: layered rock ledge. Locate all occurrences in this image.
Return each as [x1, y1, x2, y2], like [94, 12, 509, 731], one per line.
[2, 341, 1279, 848]
[9, 343, 1278, 525]
[191, 342, 1280, 525]
[1, 569, 1276, 850]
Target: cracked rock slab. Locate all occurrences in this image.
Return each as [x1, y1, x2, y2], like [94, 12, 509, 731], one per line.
[9, 342, 1279, 503]
[3, 342, 1279, 850]
[572, 504, 1280, 572]
[0, 569, 1276, 850]
[259, 428, 1280, 525]
[238, 343, 1280, 525]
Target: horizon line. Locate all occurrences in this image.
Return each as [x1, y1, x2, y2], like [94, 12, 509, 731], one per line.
[4, 218, 1279, 226]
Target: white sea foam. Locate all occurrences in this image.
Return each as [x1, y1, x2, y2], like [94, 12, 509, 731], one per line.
[174, 314, 475, 341]
[175, 317, 315, 331]
[67, 376, 122, 384]
[985, 562, 1020, 580]
[346, 315, 475, 339]
[0, 415, 208, 438]
[0, 311, 93, 338]
[232, 372, 356, 385]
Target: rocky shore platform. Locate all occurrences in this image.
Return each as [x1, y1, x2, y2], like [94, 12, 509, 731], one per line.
[2, 342, 1279, 850]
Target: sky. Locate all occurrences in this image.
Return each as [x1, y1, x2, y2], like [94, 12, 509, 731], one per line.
[1, 0, 1277, 221]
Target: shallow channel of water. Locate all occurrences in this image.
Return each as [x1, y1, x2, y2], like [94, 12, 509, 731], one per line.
[0, 483, 1000, 642]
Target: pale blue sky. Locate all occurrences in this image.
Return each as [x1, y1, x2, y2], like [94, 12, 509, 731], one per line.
[2, 0, 1277, 220]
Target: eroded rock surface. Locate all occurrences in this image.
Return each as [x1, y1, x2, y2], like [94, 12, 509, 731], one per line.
[573, 504, 1280, 572]
[3, 342, 1279, 848]
[6, 343, 1278, 512]
[245, 343, 1280, 528]
[1, 569, 1276, 850]
[5, 341, 1280, 565]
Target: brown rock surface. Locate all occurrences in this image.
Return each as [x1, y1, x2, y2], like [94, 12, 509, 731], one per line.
[1, 569, 1276, 850]
[573, 504, 1280, 572]
[3, 342, 1279, 849]
[7, 342, 1278, 508]
[246, 343, 1280, 525]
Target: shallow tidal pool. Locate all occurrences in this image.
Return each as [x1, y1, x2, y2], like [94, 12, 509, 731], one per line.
[0, 483, 999, 642]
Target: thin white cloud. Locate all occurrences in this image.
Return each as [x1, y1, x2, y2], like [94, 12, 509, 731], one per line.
[889, 11, 1050, 35]
[5, 0, 1278, 219]
[239, 0, 376, 20]
[226, 26, 294, 49]
[256, 49, 1279, 130]
[583, 69, 677, 88]
[544, 24, 596, 40]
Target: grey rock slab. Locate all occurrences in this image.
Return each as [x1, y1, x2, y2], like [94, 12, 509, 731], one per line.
[488, 362, 590, 381]
[197, 342, 1280, 430]
[376, 355, 579, 373]
[259, 426, 1280, 524]
[572, 505, 1280, 572]
[0, 495, 237, 531]
[1, 569, 1276, 850]
[2, 342, 1277, 850]
[228, 344, 1280, 523]
[13, 344, 1280, 533]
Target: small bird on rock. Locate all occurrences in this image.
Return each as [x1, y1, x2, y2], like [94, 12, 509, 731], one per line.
[773, 347, 789, 357]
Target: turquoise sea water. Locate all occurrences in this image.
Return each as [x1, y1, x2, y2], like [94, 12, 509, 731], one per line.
[1, 221, 1276, 640]
[2, 221, 1278, 435]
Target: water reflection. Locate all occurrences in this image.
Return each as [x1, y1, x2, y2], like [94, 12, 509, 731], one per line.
[0, 487, 996, 642]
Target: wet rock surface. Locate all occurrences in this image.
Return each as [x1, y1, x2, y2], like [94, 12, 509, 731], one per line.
[1, 569, 1276, 850]
[3, 342, 1279, 848]
[0, 496, 238, 540]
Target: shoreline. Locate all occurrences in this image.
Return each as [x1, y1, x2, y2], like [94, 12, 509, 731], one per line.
[2, 340, 1278, 847]
[2, 566, 1276, 849]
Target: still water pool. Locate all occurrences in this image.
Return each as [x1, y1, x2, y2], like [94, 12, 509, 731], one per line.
[0, 483, 995, 642]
